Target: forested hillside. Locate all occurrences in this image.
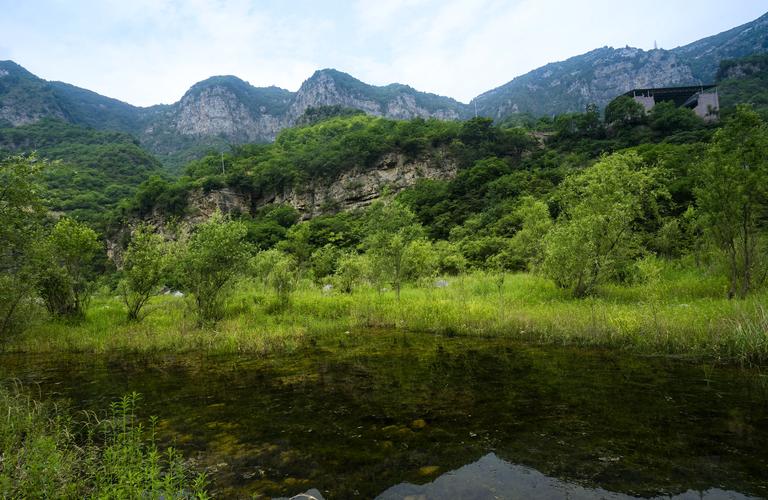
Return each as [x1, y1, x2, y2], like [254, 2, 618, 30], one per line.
[0, 119, 161, 229]
[717, 53, 768, 118]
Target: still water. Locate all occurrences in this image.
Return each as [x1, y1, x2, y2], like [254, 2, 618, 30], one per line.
[2, 332, 767, 499]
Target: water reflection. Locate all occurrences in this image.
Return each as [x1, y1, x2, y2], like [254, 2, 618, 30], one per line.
[376, 453, 756, 500]
[1, 333, 767, 498]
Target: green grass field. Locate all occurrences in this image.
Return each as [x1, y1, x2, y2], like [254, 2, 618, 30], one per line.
[6, 265, 768, 365]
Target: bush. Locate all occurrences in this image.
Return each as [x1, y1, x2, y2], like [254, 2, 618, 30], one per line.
[541, 152, 655, 297]
[118, 224, 171, 321]
[333, 252, 370, 293]
[178, 212, 251, 323]
[253, 249, 299, 307]
[38, 218, 101, 319]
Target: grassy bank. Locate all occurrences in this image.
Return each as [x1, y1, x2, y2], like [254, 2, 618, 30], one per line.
[4, 269, 768, 365]
[0, 385, 208, 498]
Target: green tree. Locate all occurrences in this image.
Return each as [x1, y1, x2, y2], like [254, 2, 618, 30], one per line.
[401, 239, 439, 284]
[648, 101, 702, 134]
[434, 241, 467, 275]
[695, 105, 768, 298]
[363, 201, 426, 299]
[605, 96, 646, 128]
[333, 252, 370, 293]
[0, 155, 45, 337]
[277, 222, 313, 270]
[118, 224, 171, 321]
[178, 212, 251, 323]
[310, 244, 340, 283]
[510, 196, 553, 270]
[541, 152, 655, 297]
[38, 218, 101, 318]
[253, 249, 299, 307]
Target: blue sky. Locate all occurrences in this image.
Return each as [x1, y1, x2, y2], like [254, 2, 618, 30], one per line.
[0, 0, 765, 106]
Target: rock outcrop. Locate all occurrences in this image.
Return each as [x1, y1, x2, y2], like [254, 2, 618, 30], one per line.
[472, 47, 696, 119]
[253, 148, 458, 219]
[170, 84, 287, 142]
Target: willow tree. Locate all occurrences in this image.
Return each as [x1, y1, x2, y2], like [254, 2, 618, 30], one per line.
[178, 212, 251, 323]
[0, 155, 45, 336]
[695, 105, 768, 298]
[541, 152, 655, 297]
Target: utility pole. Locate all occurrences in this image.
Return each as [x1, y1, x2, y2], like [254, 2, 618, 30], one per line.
[221, 152, 225, 175]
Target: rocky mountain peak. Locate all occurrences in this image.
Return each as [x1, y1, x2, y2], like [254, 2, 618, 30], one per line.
[0, 60, 67, 126]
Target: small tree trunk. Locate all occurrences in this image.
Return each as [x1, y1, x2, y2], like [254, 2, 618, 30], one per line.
[741, 208, 751, 299]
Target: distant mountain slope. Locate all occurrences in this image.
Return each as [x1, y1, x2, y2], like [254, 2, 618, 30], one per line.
[674, 12, 768, 82]
[1, 10, 767, 165]
[288, 69, 469, 122]
[472, 12, 768, 119]
[0, 118, 161, 228]
[0, 61, 67, 126]
[716, 53, 768, 118]
[0, 61, 468, 167]
[472, 47, 695, 119]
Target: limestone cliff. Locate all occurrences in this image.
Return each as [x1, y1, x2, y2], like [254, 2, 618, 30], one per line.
[473, 47, 696, 119]
[254, 148, 458, 219]
[288, 69, 467, 123]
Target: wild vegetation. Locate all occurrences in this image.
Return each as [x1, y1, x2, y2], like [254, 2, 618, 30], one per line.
[3, 52, 768, 497]
[0, 385, 208, 498]
[0, 119, 161, 230]
[2, 95, 768, 365]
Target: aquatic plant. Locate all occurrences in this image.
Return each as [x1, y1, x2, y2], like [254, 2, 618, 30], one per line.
[0, 385, 208, 499]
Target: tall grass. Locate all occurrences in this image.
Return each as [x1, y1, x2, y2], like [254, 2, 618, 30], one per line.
[6, 268, 768, 364]
[0, 385, 208, 498]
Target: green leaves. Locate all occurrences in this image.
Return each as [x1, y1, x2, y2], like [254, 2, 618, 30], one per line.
[178, 212, 251, 323]
[694, 105, 768, 297]
[541, 152, 656, 297]
[38, 217, 101, 318]
[118, 224, 172, 322]
[362, 201, 434, 298]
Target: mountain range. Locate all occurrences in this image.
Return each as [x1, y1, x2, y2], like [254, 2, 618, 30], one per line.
[1, 11, 767, 166]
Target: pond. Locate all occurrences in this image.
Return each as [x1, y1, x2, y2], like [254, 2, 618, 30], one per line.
[2, 332, 767, 499]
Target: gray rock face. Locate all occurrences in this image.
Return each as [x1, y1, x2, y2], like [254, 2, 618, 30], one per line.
[172, 86, 287, 142]
[252, 148, 458, 219]
[288, 70, 382, 120]
[473, 47, 697, 119]
[139, 69, 467, 154]
[288, 70, 465, 122]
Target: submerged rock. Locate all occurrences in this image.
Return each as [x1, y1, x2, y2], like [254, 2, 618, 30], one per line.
[410, 419, 427, 430]
[274, 488, 325, 500]
[418, 465, 440, 476]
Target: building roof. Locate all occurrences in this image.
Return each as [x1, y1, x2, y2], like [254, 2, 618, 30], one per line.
[623, 85, 717, 107]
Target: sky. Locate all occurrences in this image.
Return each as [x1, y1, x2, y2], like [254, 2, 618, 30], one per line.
[0, 0, 766, 107]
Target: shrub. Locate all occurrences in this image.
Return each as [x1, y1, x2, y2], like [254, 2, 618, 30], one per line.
[118, 224, 171, 321]
[178, 212, 251, 323]
[38, 218, 101, 319]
